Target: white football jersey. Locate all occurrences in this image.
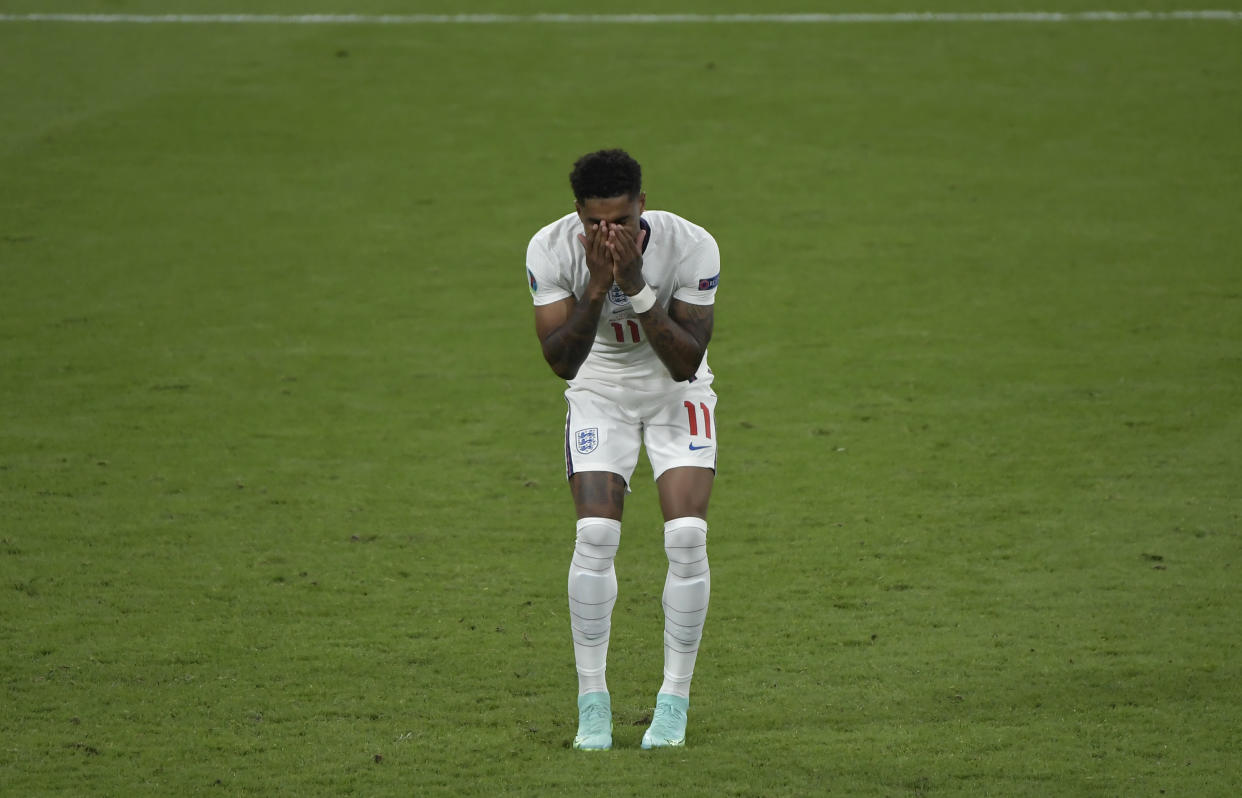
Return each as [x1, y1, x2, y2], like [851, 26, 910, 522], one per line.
[526, 210, 720, 385]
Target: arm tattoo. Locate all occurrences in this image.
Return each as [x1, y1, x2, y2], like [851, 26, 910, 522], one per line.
[638, 299, 714, 382]
[541, 294, 606, 380]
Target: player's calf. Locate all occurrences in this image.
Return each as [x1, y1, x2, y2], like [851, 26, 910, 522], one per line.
[660, 517, 710, 700]
[568, 517, 620, 696]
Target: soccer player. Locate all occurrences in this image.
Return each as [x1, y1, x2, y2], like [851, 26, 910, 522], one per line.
[526, 149, 720, 750]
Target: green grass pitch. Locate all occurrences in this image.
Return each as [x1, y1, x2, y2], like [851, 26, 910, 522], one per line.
[2, 1, 1240, 795]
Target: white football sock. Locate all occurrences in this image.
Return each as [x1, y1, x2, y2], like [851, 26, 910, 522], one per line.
[659, 517, 710, 700]
[568, 517, 621, 696]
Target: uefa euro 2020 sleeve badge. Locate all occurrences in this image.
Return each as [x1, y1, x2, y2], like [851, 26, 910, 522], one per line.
[575, 428, 599, 454]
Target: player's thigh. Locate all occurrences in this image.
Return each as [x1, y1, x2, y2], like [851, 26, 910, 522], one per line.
[570, 471, 628, 521]
[643, 382, 718, 484]
[656, 466, 714, 521]
[564, 386, 642, 516]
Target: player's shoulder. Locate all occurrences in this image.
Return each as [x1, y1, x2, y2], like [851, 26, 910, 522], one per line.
[529, 211, 580, 248]
[644, 209, 716, 246]
[644, 211, 718, 272]
[527, 211, 581, 271]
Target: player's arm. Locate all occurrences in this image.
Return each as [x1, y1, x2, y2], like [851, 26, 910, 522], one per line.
[634, 298, 714, 382]
[534, 293, 607, 380]
[533, 222, 614, 380]
[608, 224, 713, 382]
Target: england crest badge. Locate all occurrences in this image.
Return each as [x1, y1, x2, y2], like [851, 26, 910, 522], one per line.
[607, 283, 630, 307]
[575, 428, 599, 454]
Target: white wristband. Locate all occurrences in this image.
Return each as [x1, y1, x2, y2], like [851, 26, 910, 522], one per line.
[628, 284, 657, 314]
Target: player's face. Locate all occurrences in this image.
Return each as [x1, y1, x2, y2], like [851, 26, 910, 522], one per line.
[576, 193, 645, 238]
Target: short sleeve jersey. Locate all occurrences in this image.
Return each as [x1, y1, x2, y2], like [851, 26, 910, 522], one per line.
[526, 210, 720, 386]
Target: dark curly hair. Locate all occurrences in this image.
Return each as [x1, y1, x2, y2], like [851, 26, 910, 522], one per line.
[569, 149, 642, 202]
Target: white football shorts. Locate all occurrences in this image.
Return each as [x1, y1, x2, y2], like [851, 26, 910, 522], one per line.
[564, 378, 718, 485]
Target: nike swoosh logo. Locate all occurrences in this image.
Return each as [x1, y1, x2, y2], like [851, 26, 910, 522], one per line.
[688, 443, 713, 451]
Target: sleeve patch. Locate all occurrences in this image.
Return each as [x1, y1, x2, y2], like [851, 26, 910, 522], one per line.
[527, 268, 538, 294]
[697, 273, 719, 291]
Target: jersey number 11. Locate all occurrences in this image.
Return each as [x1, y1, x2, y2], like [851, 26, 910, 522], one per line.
[610, 320, 642, 343]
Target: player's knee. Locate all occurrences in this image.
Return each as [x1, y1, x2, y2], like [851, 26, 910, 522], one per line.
[664, 517, 708, 578]
[573, 517, 620, 570]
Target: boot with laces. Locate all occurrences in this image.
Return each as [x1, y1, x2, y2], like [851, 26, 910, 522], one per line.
[640, 693, 688, 749]
[572, 692, 612, 751]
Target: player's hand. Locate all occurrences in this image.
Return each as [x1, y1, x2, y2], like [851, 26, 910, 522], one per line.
[577, 222, 615, 295]
[608, 224, 647, 296]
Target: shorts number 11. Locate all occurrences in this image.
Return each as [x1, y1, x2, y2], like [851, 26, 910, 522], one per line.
[684, 401, 712, 438]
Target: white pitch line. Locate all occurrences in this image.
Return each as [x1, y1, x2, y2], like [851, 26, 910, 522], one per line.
[1, 11, 1241, 25]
